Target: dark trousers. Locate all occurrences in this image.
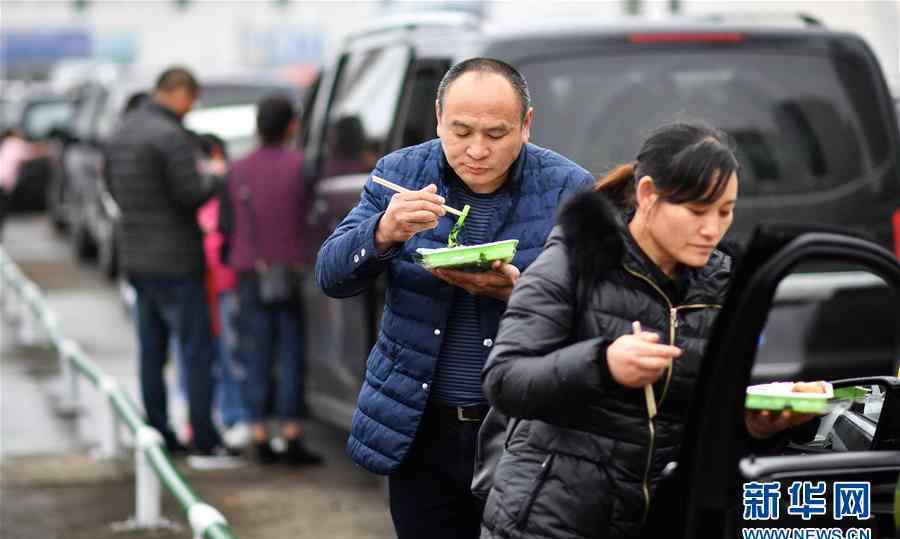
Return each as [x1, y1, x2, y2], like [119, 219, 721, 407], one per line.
[389, 403, 486, 539]
[236, 275, 308, 421]
[132, 275, 220, 452]
[0, 189, 9, 241]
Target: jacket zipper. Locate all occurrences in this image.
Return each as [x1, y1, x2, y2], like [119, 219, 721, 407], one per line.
[658, 303, 721, 407]
[623, 266, 721, 524]
[516, 452, 556, 528]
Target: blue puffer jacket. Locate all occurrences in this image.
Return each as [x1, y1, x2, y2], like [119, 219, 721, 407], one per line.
[315, 139, 593, 474]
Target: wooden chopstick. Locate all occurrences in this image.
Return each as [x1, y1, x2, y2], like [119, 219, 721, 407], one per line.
[372, 175, 464, 217]
[634, 321, 658, 419]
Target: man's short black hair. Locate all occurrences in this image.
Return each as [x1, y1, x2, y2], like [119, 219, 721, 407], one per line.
[155, 66, 199, 94]
[257, 94, 296, 145]
[436, 58, 531, 122]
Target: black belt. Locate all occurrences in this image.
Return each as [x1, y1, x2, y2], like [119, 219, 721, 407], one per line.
[431, 402, 490, 423]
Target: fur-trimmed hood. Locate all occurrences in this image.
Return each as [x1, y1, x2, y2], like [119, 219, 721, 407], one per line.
[554, 189, 735, 304]
[557, 188, 627, 285]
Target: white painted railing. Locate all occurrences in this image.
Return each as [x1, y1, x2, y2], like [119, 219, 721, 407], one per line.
[0, 248, 237, 539]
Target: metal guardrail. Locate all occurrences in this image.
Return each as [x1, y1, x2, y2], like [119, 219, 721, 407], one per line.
[0, 248, 238, 539]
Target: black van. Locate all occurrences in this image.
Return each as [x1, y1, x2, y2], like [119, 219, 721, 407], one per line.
[300, 12, 900, 428]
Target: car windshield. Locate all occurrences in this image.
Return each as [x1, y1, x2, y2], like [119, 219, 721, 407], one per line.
[521, 48, 891, 196]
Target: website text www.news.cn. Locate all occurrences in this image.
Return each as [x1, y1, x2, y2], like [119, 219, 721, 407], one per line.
[741, 528, 872, 539]
[741, 481, 872, 539]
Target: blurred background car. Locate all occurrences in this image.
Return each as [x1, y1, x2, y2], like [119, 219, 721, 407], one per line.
[51, 76, 303, 279]
[1, 85, 74, 213]
[298, 12, 900, 429]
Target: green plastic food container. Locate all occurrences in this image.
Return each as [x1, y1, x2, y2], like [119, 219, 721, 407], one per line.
[745, 382, 836, 414]
[415, 239, 519, 272]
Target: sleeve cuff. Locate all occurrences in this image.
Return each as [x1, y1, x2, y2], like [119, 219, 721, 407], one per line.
[591, 339, 617, 390]
[551, 336, 615, 393]
[349, 211, 399, 271]
[372, 213, 401, 261]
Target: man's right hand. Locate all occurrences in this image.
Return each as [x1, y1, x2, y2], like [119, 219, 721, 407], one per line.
[606, 330, 682, 388]
[374, 183, 446, 253]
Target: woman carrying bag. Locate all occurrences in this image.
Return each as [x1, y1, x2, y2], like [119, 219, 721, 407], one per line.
[479, 121, 810, 539]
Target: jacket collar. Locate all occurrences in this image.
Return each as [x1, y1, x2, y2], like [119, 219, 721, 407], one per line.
[620, 226, 693, 304]
[558, 189, 730, 305]
[434, 142, 526, 243]
[145, 101, 183, 124]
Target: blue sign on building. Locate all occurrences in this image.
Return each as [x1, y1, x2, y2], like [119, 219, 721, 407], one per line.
[1, 30, 91, 65]
[240, 28, 325, 66]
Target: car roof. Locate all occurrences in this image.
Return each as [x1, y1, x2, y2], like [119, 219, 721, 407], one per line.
[483, 18, 845, 40]
[342, 12, 859, 60]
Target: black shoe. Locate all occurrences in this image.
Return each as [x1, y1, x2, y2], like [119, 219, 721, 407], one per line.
[163, 434, 188, 457]
[254, 440, 279, 465]
[283, 438, 323, 466]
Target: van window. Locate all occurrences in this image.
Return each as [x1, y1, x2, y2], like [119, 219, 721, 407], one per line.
[321, 46, 410, 178]
[520, 49, 891, 196]
[391, 60, 448, 150]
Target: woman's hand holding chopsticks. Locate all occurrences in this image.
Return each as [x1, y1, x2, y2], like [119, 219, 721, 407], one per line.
[374, 183, 447, 254]
[606, 326, 682, 389]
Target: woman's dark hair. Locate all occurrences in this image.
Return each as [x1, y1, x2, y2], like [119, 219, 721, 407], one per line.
[257, 94, 296, 145]
[596, 121, 740, 208]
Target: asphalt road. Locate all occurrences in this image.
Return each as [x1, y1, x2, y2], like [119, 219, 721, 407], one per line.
[0, 214, 394, 539]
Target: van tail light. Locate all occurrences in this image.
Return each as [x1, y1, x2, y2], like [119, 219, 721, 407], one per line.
[628, 32, 744, 44]
[893, 209, 900, 259]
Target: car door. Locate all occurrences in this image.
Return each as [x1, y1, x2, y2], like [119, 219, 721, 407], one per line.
[647, 225, 900, 538]
[301, 44, 414, 428]
[64, 84, 106, 259]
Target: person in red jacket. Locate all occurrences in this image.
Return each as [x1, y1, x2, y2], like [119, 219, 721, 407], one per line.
[195, 134, 250, 452]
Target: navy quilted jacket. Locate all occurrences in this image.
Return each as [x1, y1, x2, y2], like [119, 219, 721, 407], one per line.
[315, 139, 593, 474]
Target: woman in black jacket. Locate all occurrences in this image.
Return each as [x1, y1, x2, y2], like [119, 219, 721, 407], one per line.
[480, 122, 800, 539]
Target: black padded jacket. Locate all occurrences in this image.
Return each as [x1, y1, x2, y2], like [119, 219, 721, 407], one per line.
[480, 190, 732, 539]
[106, 102, 218, 277]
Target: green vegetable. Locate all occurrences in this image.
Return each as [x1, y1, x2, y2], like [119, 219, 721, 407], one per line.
[832, 386, 871, 400]
[447, 204, 471, 248]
